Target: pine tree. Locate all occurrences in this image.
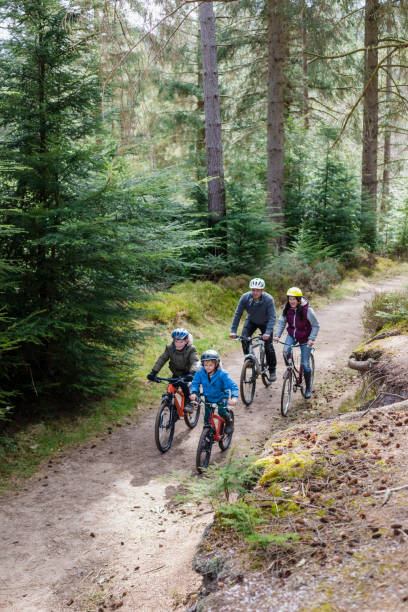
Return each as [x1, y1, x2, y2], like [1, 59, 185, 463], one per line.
[0, 0, 191, 406]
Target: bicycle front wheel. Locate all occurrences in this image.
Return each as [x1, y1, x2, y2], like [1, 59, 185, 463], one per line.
[219, 409, 234, 451]
[196, 427, 214, 473]
[184, 401, 201, 429]
[155, 401, 175, 453]
[240, 359, 256, 406]
[281, 371, 292, 417]
[260, 349, 272, 388]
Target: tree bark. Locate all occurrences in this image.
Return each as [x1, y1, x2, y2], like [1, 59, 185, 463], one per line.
[266, 0, 285, 246]
[381, 47, 392, 216]
[196, 30, 206, 182]
[361, 0, 379, 249]
[301, 6, 309, 130]
[199, 1, 226, 225]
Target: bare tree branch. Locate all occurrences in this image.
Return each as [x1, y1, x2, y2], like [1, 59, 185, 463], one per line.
[308, 42, 408, 65]
[332, 47, 396, 148]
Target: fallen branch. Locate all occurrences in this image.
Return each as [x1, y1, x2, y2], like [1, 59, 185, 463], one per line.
[348, 357, 377, 372]
[374, 484, 408, 506]
[143, 565, 165, 574]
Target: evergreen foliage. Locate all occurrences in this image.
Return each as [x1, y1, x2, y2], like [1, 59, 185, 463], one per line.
[302, 156, 361, 258]
[0, 0, 197, 412]
[285, 127, 361, 259]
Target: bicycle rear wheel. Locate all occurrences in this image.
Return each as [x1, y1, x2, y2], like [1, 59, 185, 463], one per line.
[184, 401, 201, 429]
[196, 427, 214, 473]
[260, 349, 272, 387]
[219, 409, 234, 451]
[281, 371, 292, 417]
[155, 401, 175, 453]
[240, 359, 256, 406]
[300, 353, 315, 398]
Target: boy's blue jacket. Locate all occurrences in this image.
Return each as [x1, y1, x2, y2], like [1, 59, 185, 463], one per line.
[191, 366, 239, 403]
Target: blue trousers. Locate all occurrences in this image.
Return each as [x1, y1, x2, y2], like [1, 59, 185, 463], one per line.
[283, 334, 312, 372]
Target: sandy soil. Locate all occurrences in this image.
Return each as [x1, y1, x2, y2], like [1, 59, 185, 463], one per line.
[0, 274, 405, 612]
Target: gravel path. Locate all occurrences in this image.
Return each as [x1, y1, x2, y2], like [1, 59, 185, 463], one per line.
[0, 274, 405, 612]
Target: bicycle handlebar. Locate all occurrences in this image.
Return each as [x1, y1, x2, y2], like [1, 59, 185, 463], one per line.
[152, 375, 192, 384]
[274, 339, 315, 348]
[232, 334, 264, 342]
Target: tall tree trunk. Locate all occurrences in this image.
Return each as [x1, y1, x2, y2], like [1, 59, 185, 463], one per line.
[266, 0, 285, 247]
[196, 30, 206, 183]
[361, 0, 379, 249]
[381, 43, 392, 216]
[199, 1, 226, 225]
[301, 6, 309, 130]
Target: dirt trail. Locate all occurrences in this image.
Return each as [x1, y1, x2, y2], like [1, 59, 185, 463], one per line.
[0, 274, 405, 612]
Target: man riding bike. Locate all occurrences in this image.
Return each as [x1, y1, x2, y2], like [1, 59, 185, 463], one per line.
[230, 278, 277, 382]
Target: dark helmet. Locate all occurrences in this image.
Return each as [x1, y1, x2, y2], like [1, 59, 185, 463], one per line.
[201, 349, 220, 364]
[171, 328, 189, 340]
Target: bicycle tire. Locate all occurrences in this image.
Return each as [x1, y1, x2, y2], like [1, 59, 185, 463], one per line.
[219, 409, 234, 451]
[155, 400, 175, 453]
[300, 353, 315, 398]
[240, 358, 256, 406]
[281, 371, 292, 417]
[184, 401, 201, 429]
[260, 349, 272, 388]
[196, 426, 214, 473]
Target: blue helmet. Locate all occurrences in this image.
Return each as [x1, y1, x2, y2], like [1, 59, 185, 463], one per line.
[172, 328, 189, 341]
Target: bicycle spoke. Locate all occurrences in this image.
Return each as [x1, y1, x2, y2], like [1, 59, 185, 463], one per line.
[155, 402, 175, 453]
[196, 428, 213, 472]
[281, 371, 292, 417]
[240, 359, 256, 406]
[184, 400, 201, 429]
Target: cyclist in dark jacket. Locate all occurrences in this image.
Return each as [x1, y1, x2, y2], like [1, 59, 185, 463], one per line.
[147, 328, 200, 411]
[230, 277, 277, 381]
[274, 287, 320, 399]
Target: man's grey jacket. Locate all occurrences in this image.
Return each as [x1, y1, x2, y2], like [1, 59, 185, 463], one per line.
[230, 291, 276, 336]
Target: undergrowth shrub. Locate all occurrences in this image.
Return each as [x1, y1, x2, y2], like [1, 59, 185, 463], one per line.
[179, 454, 260, 506]
[264, 252, 341, 302]
[341, 247, 377, 274]
[146, 278, 247, 326]
[363, 291, 408, 335]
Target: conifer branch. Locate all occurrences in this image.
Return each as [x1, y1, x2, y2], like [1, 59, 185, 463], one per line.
[331, 47, 396, 149]
[307, 42, 408, 65]
[102, 1, 204, 91]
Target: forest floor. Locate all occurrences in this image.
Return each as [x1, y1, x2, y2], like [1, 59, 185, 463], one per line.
[0, 272, 407, 612]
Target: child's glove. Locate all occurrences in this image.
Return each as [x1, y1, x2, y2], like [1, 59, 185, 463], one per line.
[147, 370, 158, 382]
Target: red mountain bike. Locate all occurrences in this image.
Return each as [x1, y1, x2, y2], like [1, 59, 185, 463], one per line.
[195, 397, 235, 473]
[153, 376, 200, 453]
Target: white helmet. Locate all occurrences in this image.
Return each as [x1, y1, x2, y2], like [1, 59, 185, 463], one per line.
[249, 278, 265, 289]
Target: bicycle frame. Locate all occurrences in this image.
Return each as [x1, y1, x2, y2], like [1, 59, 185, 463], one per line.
[238, 334, 265, 374]
[156, 376, 187, 417]
[286, 353, 303, 390]
[164, 383, 185, 418]
[206, 405, 226, 442]
[279, 340, 315, 390]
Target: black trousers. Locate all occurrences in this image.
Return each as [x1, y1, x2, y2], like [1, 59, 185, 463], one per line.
[241, 321, 277, 369]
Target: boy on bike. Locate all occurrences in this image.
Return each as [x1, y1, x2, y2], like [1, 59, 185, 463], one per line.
[230, 277, 277, 381]
[147, 328, 200, 412]
[190, 350, 238, 434]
